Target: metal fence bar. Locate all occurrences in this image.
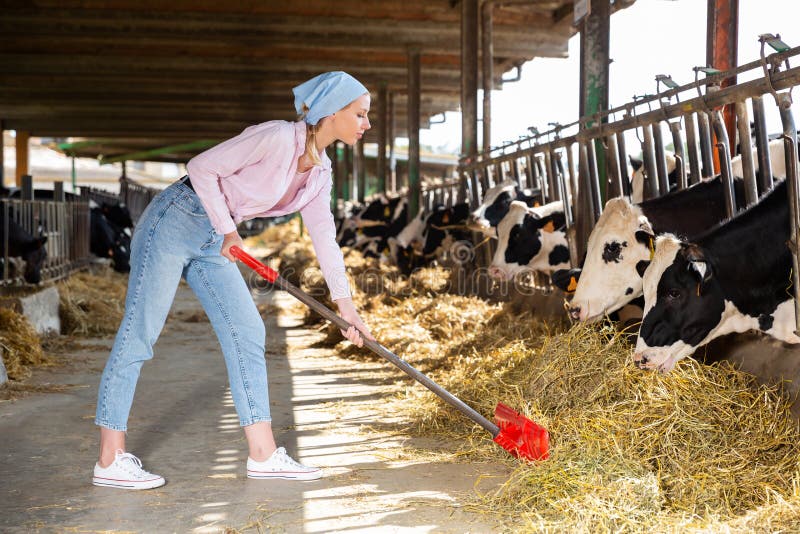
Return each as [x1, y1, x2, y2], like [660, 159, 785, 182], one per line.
[735, 100, 759, 205]
[751, 95, 774, 194]
[668, 120, 688, 190]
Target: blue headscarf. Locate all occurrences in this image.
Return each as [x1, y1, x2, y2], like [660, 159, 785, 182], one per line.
[293, 71, 368, 126]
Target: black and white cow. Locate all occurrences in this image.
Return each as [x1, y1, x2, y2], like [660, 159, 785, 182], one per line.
[391, 203, 472, 275]
[467, 179, 540, 238]
[565, 175, 747, 322]
[634, 178, 799, 372]
[488, 200, 570, 280]
[0, 214, 48, 284]
[90, 207, 131, 273]
[336, 195, 407, 260]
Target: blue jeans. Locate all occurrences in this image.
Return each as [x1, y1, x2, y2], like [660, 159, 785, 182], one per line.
[95, 180, 270, 431]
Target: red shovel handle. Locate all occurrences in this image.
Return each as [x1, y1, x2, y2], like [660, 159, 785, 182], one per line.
[230, 245, 548, 461]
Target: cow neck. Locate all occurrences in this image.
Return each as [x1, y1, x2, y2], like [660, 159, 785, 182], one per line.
[639, 177, 733, 237]
[695, 178, 791, 316]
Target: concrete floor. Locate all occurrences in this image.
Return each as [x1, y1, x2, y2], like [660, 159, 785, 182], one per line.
[0, 284, 505, 533]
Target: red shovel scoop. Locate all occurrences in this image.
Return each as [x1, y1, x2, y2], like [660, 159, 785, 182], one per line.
[231, 246, 549, 461]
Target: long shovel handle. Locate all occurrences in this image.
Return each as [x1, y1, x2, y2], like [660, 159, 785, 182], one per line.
[231, 245, 500, 437]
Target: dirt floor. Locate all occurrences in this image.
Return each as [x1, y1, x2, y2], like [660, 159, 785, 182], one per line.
[0, 281, 508, 533]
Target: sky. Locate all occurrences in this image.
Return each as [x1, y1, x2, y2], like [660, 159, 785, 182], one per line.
[419, 0, 800, 154]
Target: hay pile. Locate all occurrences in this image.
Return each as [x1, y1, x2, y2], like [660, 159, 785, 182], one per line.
[0, 307, 52, 380]
[58, 267, 128, 337]
[262, 219, 800, 531]
[406, 322, 800, 531]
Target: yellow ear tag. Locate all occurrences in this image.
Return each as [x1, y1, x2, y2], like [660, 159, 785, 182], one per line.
[648, 237, 655, 260]
[384, 206, 390, 218]
[442, 213, 450, 224]
[542, 221, 555, 233]
[357, 228, 363, 235]
[567, 276, 578, 293]
[534, 202, 541, 207]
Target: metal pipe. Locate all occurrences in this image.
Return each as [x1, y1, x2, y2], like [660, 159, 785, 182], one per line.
[460, 65, 800, 174]
[777, 100, 800, 334]
[511, 156, 522, 188]
[554, 151, 573, 229]
[641, 124, 659, 200]
[585, 140, 602, 220]
[684, 112, 702, 184]
[697, 112, 715, 178]
[652, 122, 670, 195]
[566, 143, 578, 204]
[615, 131, 631, 198]
[712, 110, 737, 217]
[545, 149, 560, 202]
[605, 134, 623, 199]
[735, 100, 759, 205]
[668, 121, 688, 190]
[751, 95, 773, 194]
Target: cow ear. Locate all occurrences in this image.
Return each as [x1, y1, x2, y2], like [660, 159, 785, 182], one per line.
[688, 259, 709, 283]
[636, 260, 650, 277]
[629, 156, 643, 171]
[539, 217, 556, 233]
[37, 236, 48, 246]
[684, 245, 711, 283]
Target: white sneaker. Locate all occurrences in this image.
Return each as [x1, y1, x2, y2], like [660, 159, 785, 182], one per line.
[92, 450, 166, 490]
[247, 447, 322, 481]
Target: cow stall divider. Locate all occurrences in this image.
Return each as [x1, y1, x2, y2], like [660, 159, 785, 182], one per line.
[0, 195, 90, 287]
[454, 38, 800, 329]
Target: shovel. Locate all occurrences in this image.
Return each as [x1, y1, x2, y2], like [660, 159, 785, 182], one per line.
[231, 245, 549, 461]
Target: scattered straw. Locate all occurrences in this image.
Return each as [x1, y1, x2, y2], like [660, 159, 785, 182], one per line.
[249, 219, 800, 531]
[58, 267, 127, 337]
[0, 307, 51, 380]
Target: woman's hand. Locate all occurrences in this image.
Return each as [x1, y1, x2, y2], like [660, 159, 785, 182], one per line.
[336, 297, 375, 348]
[221, 231, 244, 262]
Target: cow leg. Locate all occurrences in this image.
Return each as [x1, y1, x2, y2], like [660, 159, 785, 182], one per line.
[183, 257, 270, 427]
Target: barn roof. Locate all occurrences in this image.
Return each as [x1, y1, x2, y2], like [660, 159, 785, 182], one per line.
[1, 1, 633, 162]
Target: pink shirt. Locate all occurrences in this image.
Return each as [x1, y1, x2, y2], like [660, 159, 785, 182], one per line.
[186, 120, 351, 300]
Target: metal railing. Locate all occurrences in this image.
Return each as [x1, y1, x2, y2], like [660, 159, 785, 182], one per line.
[0, 197, 90, 287]
[458, 40, 800, 275]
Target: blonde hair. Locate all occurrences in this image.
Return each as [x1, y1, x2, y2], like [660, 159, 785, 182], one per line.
[298, 104, 323, 167]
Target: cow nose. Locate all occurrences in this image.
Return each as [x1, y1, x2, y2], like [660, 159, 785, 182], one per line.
[633, 352, 649, 369]
[568, 306, 581, 321]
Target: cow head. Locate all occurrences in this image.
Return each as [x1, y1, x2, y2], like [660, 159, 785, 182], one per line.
[19, 236, 48, 284]
[467, 179, 518, 237]
[633, 236, 725, 372]
[568, 198, 655, 322]
[489, 200, 569, 280]
[101, 202, 134, 229]
[422, 203, 470, 257]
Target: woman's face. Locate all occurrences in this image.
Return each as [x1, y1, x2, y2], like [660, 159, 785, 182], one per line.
[331, 93, 371, 145]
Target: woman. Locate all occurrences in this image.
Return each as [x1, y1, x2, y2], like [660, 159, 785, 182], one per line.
[92, 71, 374, 489]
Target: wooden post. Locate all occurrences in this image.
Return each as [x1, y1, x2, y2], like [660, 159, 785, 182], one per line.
[377, 82, 388, 193]
[408, 47, 422, 220]
[707, 0, 739, 155]
[461, 0, 479, 161]
[15, 130, 30, 187]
